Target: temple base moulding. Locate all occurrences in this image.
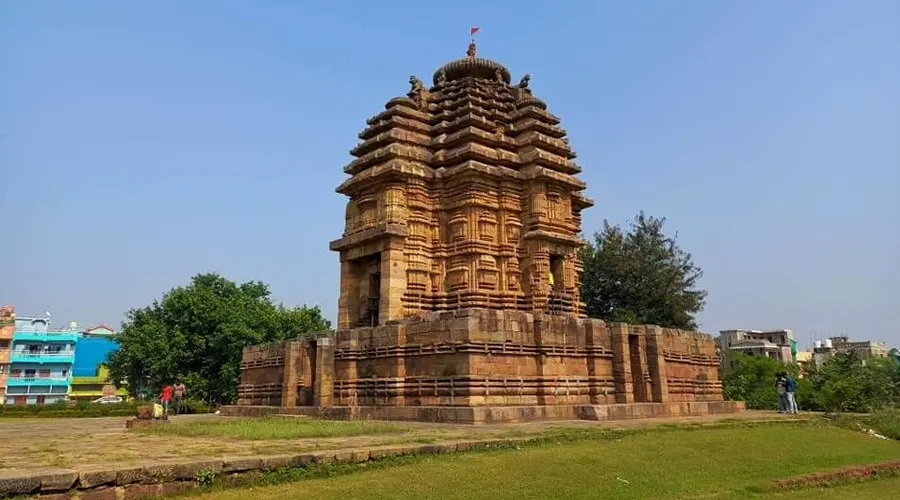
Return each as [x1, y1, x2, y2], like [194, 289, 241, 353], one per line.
[221, 401, 745, 425]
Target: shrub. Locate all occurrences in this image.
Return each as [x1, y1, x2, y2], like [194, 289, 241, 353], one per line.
[177, 398, 214, 414]
[0, 401, 141, 418]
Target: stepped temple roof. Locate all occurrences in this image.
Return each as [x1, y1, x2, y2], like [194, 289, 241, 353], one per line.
[330, 42, 594, 328]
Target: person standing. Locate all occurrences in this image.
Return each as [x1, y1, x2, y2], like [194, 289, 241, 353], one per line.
[784, 372, 798, 414]
[173, 381, 187, 415]
[775, 373, 787, 413]
[159, 383, 174, 417]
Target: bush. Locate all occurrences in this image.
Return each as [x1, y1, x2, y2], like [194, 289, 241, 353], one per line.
[723, 350, 899, 414]
[722, 353, 800, 410]
[0, 401, 141, 418]
[807, 353, 900, 413]
[177, 398, 214, 414]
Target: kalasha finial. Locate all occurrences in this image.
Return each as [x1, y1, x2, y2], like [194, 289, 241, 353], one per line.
[467, 26, 480, 59]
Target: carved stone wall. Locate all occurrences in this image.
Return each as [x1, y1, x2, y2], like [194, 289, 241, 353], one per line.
[235, 309, 724, 409]
[330, 57, 593, 328]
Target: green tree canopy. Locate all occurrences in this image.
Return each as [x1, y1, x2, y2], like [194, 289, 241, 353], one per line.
[722, 350, 900, 413]
[107, 273, 331, 404]
[806, 352, 900, 413]
[721, 353, 806, 410]
[579, 212, 707, 329]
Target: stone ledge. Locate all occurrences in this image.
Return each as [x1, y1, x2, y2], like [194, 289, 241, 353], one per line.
[221, 401, 746, 424]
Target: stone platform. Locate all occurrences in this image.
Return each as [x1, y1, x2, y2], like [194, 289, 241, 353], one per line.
[222, 401, 745, 424]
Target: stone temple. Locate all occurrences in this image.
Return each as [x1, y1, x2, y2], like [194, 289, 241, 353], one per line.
[225, 43, 744, 423]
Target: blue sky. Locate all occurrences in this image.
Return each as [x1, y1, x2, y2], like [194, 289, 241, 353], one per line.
[1, 1, 898, 347]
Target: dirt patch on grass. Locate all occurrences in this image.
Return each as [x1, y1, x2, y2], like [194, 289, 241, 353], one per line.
[771, 459, 900, 489]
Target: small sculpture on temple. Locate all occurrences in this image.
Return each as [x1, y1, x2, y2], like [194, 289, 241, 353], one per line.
[436, 70, 447, 85]
[466, 42, 477, 59]
[495, 69, 504, 83]
[409, 75, 424, 94]
[518, 74, 531, 89]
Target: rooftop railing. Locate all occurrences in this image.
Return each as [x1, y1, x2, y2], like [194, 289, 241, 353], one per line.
[15, 325, 83, 333]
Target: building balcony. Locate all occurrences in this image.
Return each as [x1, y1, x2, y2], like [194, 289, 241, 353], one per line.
[10, 352, 75, 364]
[6, 376, 70, 386]
[13, 331, 80, 343]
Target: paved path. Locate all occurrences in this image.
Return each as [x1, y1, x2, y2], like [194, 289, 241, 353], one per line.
[0, 411, 802, 473]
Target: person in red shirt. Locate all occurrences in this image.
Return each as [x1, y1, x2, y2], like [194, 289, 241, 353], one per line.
[159, 384, 174, 416]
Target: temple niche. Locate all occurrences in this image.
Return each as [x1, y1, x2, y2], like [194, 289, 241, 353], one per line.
[230, 42, 742, 424]
[329, 50, 591, 328]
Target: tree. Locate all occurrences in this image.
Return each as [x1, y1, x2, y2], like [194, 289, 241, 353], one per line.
[580, 212, 707, 329]
[808, 352, 900, 413]
[720, 353, 808, 410]
[107, 273, 331, 404]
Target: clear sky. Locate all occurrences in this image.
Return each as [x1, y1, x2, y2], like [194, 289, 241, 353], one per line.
[1, 1, 898, 348]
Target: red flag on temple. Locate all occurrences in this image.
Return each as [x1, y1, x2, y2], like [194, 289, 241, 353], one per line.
[470, 26, 480, 36]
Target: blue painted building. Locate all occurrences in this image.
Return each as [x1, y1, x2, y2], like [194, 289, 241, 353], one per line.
[71, 325, 125, 401]
[73, 325, 119, 377]
[6, 316, 77, 405]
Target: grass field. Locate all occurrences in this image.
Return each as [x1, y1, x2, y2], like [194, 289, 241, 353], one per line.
[135, 415, 412, 440]
[192, 422, 900, 500]
[771, 478, 900, 499]
[833, 408, 900, 440]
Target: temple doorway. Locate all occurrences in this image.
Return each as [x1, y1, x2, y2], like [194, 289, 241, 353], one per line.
[347, 254, 381, 327]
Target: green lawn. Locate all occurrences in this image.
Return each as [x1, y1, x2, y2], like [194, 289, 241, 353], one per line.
[769, 478, 900, 500]
[134, 415, 411, 440]
[194, 423, 900, 500]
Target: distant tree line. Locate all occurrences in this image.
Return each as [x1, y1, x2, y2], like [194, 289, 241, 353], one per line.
[723, 351, 900, 413]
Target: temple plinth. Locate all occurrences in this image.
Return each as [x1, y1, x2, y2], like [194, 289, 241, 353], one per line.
[228, 47, 744, 424]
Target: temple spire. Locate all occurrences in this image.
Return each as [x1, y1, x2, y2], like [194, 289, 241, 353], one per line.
[467, 26, 480, 59]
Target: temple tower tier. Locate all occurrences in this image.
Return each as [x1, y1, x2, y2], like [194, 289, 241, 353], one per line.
[329, 56, 594, 329]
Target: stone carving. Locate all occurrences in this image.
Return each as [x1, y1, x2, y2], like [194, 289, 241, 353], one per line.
[436, 69, 447, 84]
[495, 68, 504, 83]
[518, 74, 531, 89]
[409, 75, 424, 94]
